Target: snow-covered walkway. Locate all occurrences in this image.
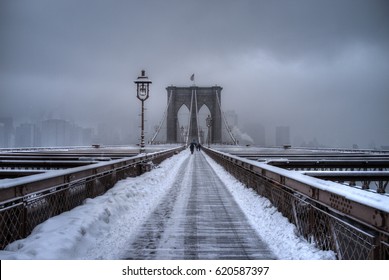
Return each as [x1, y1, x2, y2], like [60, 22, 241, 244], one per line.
[0, 149, 335, 260]
[124, 151, 275, 259]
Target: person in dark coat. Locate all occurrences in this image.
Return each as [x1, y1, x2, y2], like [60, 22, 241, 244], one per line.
[189, 142, 196, 154]
[196, 143, 202, 151]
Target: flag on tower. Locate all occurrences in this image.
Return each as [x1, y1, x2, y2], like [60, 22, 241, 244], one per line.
[190, 73, 195, 81]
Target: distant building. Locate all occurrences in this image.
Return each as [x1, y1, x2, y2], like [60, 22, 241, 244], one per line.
[0, 117, 14, 148]
[276, 126, 290, 147]
[40, 119, 95, 147]
[15, 123, 41, 147]
[41, 119, 69, 147]
[81, 128, 93, 146]
[96, 123, 126, 145]
[0, 122, 5, 147]
[0, 117, 95, 148]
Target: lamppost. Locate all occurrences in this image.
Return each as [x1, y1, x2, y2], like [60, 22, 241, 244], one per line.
[180, 126, 185, 143]
[206, 114, 212, 148]
[134, 70, 152, 153]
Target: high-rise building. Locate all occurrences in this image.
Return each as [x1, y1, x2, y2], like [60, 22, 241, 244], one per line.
[41, 119, 73, 147]
[40, 119, 95, 147]
[276, 126, 290, 147]
[0, 117, 14, 148]
[81, 127, 93, 146]
[15, 123, 40, 147]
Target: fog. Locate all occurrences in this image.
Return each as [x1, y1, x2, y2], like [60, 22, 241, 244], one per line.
[1, 0, 388, 148]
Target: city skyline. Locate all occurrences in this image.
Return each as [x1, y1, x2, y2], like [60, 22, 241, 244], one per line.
[1, 113, 385, 150]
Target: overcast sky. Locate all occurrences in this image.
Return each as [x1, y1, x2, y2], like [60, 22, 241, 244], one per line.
[1, 0, 388, 148]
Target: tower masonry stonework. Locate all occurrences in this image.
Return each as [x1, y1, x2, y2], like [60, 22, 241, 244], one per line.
[166, 86, 222, 143]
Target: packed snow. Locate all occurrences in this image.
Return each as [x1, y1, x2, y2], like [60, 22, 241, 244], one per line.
[0, 149, 336, 260]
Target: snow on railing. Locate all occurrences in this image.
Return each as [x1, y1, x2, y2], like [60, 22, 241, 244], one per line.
[0, 146, 185, 250]
[203, 146, 389, 260]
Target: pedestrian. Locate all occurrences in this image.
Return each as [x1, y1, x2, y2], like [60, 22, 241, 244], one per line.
[196, 143, 201, 151]
[189, 142, 196, 154]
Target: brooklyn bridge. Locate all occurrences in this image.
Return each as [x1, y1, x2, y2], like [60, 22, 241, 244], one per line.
[0, 84, 388, 260]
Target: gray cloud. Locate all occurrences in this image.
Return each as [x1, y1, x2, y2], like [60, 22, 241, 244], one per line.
[1, 0, 388, 148]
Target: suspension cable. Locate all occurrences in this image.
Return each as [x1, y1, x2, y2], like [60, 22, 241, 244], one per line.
[150, 89, 173, 144]
[215, 89, 238, 145]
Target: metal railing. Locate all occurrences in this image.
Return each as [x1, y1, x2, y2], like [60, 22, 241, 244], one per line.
[204, 147, 389, 259]
[0, 146, 185, 250]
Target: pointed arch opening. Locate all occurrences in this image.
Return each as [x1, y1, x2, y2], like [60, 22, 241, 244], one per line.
[198, 104, 211, 145]
[177, 104, 190, 143]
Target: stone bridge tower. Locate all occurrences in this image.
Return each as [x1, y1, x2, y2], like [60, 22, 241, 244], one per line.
[166, 86, 223, 144]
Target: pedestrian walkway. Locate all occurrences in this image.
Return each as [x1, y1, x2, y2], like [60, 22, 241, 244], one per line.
[124, 151, 276, 259]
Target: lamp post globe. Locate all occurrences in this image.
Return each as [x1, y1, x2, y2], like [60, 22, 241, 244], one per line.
[134, 70, 151, 101]
[134, 70, 152, 153]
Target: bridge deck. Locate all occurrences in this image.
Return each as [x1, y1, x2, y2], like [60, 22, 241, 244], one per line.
[124, 151, 275, 259]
